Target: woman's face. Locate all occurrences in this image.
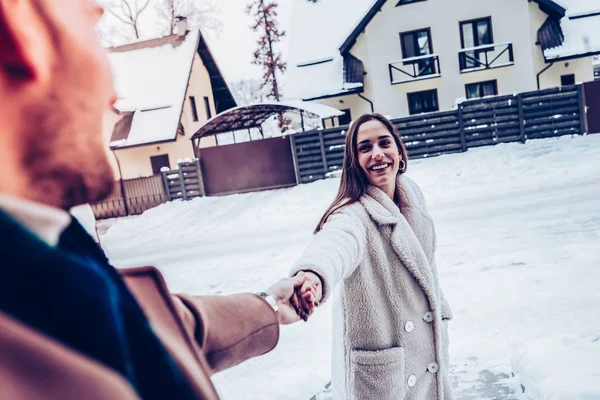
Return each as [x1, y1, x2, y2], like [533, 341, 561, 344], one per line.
[355, 119, 401, 194]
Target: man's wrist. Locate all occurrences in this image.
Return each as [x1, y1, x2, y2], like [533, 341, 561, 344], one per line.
[257, 292, 279, 314]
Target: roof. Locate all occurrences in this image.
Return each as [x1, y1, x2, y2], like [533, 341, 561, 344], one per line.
[191, 101, 344, 139]
[530, 0, 566, 19]
[538, 0, 600, 61]
[542, 14, 600, 61]
[555, 0, 600, 18]
[339, 0, 385, 54]
[108, 30, 236, 149]
[284, 0, 373, 101]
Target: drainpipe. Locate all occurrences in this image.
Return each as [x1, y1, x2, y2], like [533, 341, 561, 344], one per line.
[537, 62, 554, 90]
[111, 149, 130, 217]
[358, 93, 375, 113]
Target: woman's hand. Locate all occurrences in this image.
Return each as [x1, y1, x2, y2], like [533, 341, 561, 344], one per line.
[293, 271, 323, 320]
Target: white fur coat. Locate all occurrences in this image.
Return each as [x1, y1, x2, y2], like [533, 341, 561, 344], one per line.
[292, 175, 454, 400]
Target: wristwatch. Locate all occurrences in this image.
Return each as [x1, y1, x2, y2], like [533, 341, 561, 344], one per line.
[257, 292, 279, 314]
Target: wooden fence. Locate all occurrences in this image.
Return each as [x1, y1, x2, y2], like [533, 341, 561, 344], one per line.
[291, 85, 585, 183]
[90, 175, 167, 219]
[161, 159, 205, 201]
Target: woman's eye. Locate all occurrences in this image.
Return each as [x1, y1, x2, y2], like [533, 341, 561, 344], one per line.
[358, 145, 371, 152]
[381, 140, 391, 147]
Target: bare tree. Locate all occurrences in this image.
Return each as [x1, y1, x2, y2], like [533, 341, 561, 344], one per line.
[246, 0, 285, 102]
[154, 0, 222, 36]
[230, 79, 269, 105]
[104, 0, 151, 39]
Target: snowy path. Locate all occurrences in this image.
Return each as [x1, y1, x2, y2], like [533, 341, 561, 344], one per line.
[101, 135, 600, 399]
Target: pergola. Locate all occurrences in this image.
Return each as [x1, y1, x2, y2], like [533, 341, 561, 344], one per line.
[190, 101, 343, 154]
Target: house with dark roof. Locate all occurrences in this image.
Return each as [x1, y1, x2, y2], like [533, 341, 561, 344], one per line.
[103, 28, 236, 180]
[285, 0, 600, 123]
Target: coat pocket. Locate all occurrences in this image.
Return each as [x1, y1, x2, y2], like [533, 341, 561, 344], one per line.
[350, 347, 406, 400]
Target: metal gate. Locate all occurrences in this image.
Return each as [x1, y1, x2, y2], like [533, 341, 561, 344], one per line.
[584, 80, 600, 133]
[198, 136, 297, 196]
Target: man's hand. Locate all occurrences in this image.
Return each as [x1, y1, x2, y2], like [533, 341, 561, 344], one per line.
[265, 275, 307, 325]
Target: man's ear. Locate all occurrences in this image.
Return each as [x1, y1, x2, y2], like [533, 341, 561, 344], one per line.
[0, 0, 52, 83]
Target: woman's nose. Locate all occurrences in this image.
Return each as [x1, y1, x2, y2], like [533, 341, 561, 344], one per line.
[372, 146, 384, 159]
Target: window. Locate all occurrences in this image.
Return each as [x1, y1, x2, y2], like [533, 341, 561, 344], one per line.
[407, 89, 439, 115]
[150, 154, 170, 175]
[401, 28, 433, 59]
[189, 96, 199, 121]
[465, 80, 498, 99]
[338, 109, 352, 125]
[400, 28, 434, 74]
[204, 96, 212, 119]
[396, 0, 426, 5]
[561, 74, 575, 86]
[460, 17, 493, 69]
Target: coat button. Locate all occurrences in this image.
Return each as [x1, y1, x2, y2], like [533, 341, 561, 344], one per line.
[405, 320, 414, 332]
[407, 374, 417, 387]
[423, 312, 433, 323]
[427, 362, 439, 374]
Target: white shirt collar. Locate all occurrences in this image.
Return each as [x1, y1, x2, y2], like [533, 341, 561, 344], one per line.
[0, 195, 71, 247]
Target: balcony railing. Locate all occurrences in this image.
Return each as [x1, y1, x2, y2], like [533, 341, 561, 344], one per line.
[389, 54, 441, 85]
[459, 42, 514, 73]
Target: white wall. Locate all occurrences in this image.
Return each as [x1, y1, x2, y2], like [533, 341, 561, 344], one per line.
[328, 0, 594, 119]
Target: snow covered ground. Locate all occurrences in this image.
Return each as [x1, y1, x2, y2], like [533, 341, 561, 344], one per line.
[100, 134, 600, 400]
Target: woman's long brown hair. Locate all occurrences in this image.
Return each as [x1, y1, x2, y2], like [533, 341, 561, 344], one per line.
[314, 113, 408, 233]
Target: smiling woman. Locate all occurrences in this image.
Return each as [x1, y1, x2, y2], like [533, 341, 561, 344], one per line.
[287, 113, 455, 400]
[315, 113, 409, 232]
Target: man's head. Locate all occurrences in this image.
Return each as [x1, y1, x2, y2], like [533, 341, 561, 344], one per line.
[0, 0, 116, 209]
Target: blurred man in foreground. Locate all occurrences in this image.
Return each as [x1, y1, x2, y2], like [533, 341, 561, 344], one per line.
[0, 1, 304, 398]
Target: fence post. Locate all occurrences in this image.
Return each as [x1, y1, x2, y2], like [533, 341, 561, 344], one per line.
[119, 179, 130, 216]
[195, 157, 206, 197]
[517, 94, 526, 143]
[177, 164, 187, 200]
[577, 84, 587, 135]
[457, 106, 467, 152]
[289, 134, 301, 185]
[318, 130, 329, 174]
[161, 170, 172, 201]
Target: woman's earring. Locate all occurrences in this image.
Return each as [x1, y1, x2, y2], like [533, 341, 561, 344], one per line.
[398, 159, 406, 173]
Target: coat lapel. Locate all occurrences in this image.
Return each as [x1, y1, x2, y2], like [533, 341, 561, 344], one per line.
[359, 175, 440, 313]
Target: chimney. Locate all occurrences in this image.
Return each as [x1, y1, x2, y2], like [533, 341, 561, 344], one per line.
[174, 16, 189, 36]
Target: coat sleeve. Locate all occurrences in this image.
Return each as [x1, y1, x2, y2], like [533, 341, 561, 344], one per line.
[174, 293, 280, 374]
[290, 209, 367, 303]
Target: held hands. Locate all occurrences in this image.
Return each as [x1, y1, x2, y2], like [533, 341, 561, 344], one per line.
[264, 271, 323, 325]
[292, 271, 323, 322]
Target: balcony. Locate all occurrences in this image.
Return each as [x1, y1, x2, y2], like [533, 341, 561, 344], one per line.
[459, 42, 514, 73]
[389, 54, 441, 85]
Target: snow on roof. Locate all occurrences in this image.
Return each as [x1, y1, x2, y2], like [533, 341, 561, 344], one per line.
[286, 56, 345, 100]
[555, 0, 600, 18]
[108, 31, 199, 148]
[281, 99, 344, 118]
[285, 0, 373, 101]
[543, 14, 600, 60]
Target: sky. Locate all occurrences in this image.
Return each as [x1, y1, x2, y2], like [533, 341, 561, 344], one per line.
[99, 0, 293, 84]
[205, 0, 293, 83]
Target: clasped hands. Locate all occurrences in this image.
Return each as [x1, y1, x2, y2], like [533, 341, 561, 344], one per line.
[265, 271, 323, 325]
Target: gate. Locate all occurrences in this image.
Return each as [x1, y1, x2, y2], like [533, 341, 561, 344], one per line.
[198, 136, 297, 196]
[584, 80, 600, 133]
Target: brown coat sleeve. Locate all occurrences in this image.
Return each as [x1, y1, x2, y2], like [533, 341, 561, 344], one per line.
[175, 293, 280, 374]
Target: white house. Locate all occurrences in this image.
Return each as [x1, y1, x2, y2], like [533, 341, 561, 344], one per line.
[285, 0, 600, 125]
[104, 27, 236, 180]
